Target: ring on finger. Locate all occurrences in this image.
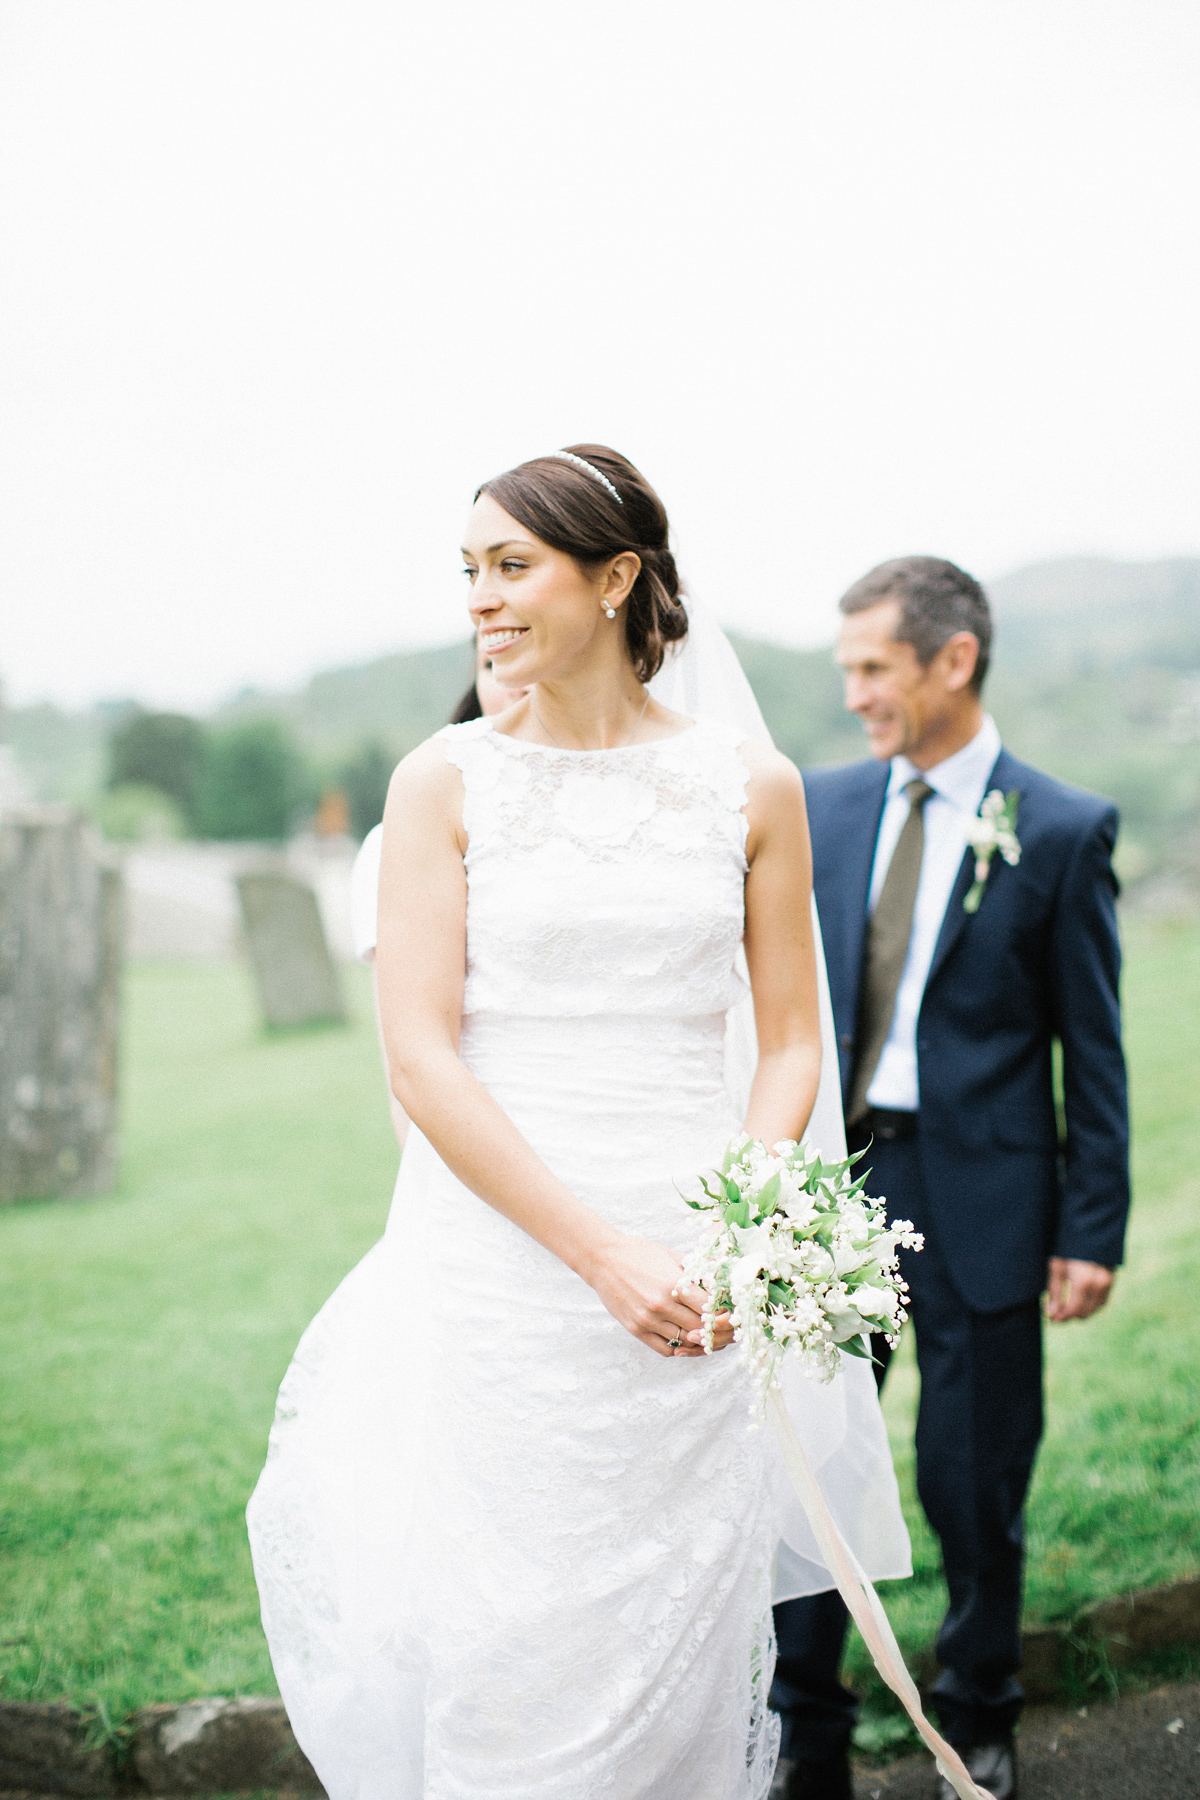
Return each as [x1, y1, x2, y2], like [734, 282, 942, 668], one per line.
[667, 1332, 683, 1349]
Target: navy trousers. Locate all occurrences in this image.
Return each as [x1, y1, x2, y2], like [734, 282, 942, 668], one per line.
[771, 1131, 1044, 1755]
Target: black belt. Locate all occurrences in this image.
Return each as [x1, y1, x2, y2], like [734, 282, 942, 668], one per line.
[853, 1107, 918, 1142]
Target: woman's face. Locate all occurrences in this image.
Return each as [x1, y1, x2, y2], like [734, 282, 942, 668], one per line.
[461, 492, 636, 689]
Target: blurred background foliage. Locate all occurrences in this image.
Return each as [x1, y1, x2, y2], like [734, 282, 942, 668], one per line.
[193, 720, 315, 842]
[6, 556, 1200, 896]
[108, 712, 209, 828]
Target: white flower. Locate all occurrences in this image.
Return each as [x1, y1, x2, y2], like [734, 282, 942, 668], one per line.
[831, 1239, 866, 1277]
[731, 1221, 776, 1273]
[962, 789, 1021, 913]
[826, 1300, 871, 1343]
[848, 1284, 892, 1320]
[729, 1258, 766, 1302]
[781, 1194, 817, 1230]
[796, 1243, 835, 1281]
[788, 1293, 823, 1334]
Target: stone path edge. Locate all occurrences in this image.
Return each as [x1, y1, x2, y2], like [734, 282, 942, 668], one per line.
[2, 1575, 1197, 1797]
[0, 1699, 320, 1799]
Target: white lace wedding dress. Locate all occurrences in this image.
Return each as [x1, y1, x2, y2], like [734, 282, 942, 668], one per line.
[248, 714, 909, 1800]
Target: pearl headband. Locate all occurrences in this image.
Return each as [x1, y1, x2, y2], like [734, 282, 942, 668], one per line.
[546, 449, 623, 505]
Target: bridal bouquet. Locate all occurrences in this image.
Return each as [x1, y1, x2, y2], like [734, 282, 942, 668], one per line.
[676, 1133, 923, 1407]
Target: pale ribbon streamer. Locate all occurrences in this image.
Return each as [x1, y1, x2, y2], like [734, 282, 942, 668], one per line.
[652, 604, 992, 1800]
[768, 1388, 993, 1800]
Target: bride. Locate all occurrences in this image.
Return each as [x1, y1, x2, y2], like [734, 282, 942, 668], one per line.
[247, 445, 909, 1800]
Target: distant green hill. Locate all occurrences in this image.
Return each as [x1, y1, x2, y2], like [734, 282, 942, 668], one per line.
[7, 557, 1200, 891]
[988, 556, 1200, 675]
[217, 639, 480, 763]
[983, 558, 1200, 882]
[219, 554, 1198, 882]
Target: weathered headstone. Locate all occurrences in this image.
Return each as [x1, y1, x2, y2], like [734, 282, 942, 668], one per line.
[236, 871, 345, 1028]
[0, 807, 122, 1202]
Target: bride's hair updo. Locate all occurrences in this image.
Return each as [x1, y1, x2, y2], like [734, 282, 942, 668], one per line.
[476, 444, 688, 683]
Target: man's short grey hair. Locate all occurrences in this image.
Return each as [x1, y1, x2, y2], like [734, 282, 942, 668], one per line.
[838, 556, 992, 693]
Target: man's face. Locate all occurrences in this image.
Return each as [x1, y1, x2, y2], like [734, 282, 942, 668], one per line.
[835, 598, 973, 763]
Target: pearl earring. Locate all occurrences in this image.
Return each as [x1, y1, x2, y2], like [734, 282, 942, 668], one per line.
[603, 603, 617, 619]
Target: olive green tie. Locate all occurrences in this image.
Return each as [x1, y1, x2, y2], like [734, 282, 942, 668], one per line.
[845, 778, 935, 1125]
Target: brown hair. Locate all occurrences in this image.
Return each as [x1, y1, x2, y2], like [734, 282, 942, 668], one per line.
[449, 681, 483, 723]
[839, 555, 992, 693]
[475, 444, 687, 683]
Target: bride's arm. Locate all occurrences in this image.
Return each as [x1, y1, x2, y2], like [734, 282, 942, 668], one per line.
[740, 743, 823, 1145]
[375, 742, 723, 1358]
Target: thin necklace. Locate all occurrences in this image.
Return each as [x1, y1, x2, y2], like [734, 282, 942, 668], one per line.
[530, 689, 651, 751]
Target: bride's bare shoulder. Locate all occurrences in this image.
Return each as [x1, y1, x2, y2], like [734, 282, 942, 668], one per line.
[384, 728, 478, 827]
[735, 742, 810, 868]
[736, 738, 807, 807]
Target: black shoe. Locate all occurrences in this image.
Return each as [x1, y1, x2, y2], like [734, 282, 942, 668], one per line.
[773, 1749, 853, 1800]
[936, 1737, 1016, 1800]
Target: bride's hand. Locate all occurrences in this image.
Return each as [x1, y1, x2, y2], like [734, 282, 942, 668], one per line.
[585, 1237, 736, 1358]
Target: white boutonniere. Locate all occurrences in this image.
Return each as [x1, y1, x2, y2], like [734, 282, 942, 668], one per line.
[963, 789, 1021, 913]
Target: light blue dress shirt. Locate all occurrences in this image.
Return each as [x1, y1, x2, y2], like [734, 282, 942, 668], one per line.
[865, 714, 1003, 1112]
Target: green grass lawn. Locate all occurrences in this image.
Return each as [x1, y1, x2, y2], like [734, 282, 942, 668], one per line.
[0, 962, 399, 1719]
[1, 926, 1198, 1725]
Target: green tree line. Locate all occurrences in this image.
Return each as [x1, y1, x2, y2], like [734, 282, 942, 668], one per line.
[103, 711, 393, 843]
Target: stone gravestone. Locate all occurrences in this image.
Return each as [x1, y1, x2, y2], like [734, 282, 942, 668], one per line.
[236, 871, 346, 1028]
[0, 807, 122, 1202]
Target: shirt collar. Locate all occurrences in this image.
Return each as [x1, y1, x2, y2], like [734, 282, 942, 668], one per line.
[887, 714, 1002, 812]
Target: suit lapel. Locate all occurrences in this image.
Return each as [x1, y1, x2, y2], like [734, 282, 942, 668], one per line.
[924, 748, 1024, 992]
[824, 763, 889, 1015]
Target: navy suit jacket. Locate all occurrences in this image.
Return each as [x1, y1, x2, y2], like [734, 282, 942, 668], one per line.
[803, 748, 1130, 1312]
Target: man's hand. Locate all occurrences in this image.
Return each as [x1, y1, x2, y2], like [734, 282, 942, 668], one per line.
[1045, 1257, 1115, 1322]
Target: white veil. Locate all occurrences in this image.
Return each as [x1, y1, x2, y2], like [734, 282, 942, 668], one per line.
[651, 595, 911, 1599]
[648, 595, 845, 1161]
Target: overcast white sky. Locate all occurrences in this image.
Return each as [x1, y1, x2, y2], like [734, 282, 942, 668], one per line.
[2, 1, 1198, 711]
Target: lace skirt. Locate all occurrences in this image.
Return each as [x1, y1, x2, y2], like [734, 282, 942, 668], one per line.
[248, 1012, 782, 1800]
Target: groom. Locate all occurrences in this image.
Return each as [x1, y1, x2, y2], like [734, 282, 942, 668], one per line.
[771, 557, 1129, 1800]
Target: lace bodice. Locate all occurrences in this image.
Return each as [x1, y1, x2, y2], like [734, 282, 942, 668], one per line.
[438, 716, 751, 1019]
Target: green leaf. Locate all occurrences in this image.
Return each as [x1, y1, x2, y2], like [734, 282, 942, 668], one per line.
[767, 1280, 795, 1307]
[756, 1170, 782, 1214]
[841, 1333, 872, 1359]
[963, 880, 984, 914]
